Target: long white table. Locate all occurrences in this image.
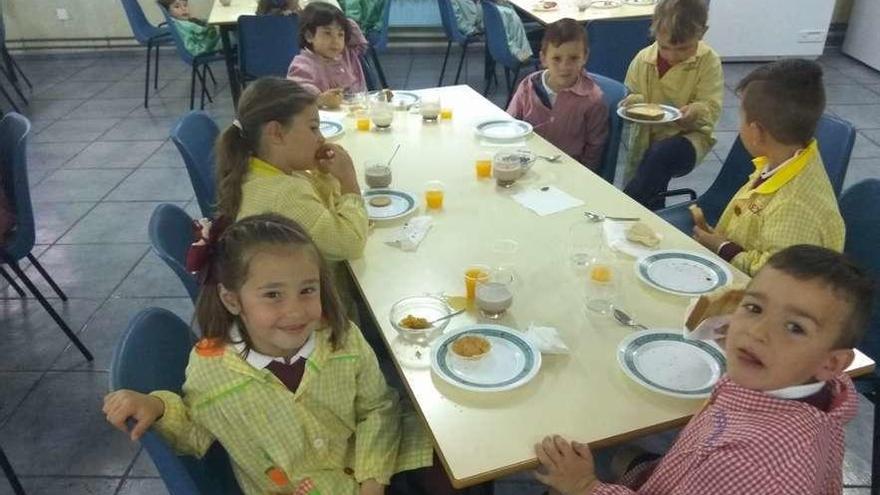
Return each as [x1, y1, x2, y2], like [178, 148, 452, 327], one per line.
[507, 0, 655, 25]
[329, 85, 874, 487]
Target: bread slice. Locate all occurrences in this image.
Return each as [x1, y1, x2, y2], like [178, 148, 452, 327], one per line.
[689, 204, 710, 231]
[626, 222, 660, 247]
[685, 289, 745, 331]
[625, 104, 666, 121]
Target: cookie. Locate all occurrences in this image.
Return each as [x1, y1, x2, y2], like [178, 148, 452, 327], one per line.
[369, 196, 392, 207]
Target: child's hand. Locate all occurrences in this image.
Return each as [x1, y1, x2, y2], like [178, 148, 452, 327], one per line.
[692, 225, 727, 253]
[359, 479, 385, 495]
[316, 144, 360, 194]
[677, 104, 700, 129]
[103, 390, 165, 442]
[619, 93, 645, 108]
[318, 89, 344, 109]
[534, 435, 598, 495]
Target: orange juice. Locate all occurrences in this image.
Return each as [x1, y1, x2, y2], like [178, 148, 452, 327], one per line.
[590, 265, 612, 283]
[475, 159, 492, 179]
[356, 116, 370, 131]
[440, 108, 453, 119]
[425, 190, 444, 209]
[465, 267, 489, 300]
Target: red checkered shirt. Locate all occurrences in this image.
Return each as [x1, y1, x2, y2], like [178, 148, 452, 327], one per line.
[593, 374, 858, 495]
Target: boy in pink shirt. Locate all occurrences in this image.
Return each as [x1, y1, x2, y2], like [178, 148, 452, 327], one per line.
[287, 3, 368, 109]
[533, 245, 874, 494]
[507, 19, 608, 171]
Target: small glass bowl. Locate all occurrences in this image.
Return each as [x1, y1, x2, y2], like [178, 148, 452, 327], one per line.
[494, 149, 536, 173]
[389, 295, 452, 341]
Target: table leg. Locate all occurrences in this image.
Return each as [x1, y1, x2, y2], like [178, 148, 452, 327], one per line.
[220, 25, 240, 107]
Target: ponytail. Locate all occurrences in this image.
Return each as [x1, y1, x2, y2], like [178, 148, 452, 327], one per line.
[215, 126, 250, 220]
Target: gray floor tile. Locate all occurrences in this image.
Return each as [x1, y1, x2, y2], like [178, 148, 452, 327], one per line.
[68, 63, 140, 82]
[65, 141, 165, 169]
[31, 168, 131, 202]
[714, 107, 739, 132]
[27, 119, 56, 136]
[830, 105, 880, 130]
[113, 251, 193, 299]
[117, 478, 169, 495]
[710, 131, 739, 162]
[33, 201, 96, 245]
[129, 449, 160, 477]
[140, 140, 185, 168]
[99, 81, 166, 100]
[860, 129, 880, 147]
[0, 477, 120, 495]
[0, 371, 140, 476]
[843, 158, 880, 191]
[0, 372, 42, 426]
[52, 297, 193, 371]
[64, 98, 143, 119]
[105, 168, 194, 201]
[23, 99, 87, 120]
[721, 86, 739, 108]
[826, 85, 880, 105]
[128, 98, 193, 119]
[668, 157, 723, 199]
[26, 167, 57, 188]
[843, 394, 873, 486]
[32, 118, 121, 143]
[101, 117, 179, 141]
[843, 489, 871, 494]
[34, 81, 114, 100]
[853, 131, 880, 159]
[58, 201, 183, 244]
[0, 298, 102, 371]
[27, 141, 92, 169]
[837, 63, 880, 85]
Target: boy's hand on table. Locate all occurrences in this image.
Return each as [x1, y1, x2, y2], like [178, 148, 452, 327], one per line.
[692, 224, 727, 253]
[534, 435, 599, 495]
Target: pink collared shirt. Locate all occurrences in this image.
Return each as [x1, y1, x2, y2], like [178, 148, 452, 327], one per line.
[507, 70, 609, 170]
[286, 19, 368, 94]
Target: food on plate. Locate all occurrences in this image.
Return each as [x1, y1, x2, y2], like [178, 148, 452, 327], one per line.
[685, 289, 746, 331]
[626, 222, 661, 247]
[535, 0, 557, 9]
[451, 334, 492, 359]
[625, 104, 666, 121]
[689, 204, 710, 231]
[369, 196, 392, 207]
[399, 314, 431, 330]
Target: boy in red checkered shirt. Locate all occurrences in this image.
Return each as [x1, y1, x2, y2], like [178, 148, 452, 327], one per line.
[534, 245, 875, 495]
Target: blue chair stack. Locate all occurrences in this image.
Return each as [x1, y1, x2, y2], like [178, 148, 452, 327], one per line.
[120, 0, 173, 108]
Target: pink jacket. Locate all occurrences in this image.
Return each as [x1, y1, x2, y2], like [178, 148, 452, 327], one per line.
[593, 375, 859, 495]
[287, 19, 368, 94]
[507, 70, 608, 170]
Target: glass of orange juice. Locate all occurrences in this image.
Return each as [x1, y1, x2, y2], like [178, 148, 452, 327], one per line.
[585, 261, 617, 315]
[355, 111, 370, 131]
[464, 264, 491, 300]
[475, 151, 492, 179]
[424, 180, 445, 209]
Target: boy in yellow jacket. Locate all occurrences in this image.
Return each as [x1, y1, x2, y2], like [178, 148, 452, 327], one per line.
[693, 59, 845, 276]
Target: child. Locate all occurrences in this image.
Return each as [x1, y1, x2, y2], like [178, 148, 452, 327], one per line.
[620, 0, 723, 209]
[215, 77, 367, 266]
[287, 3, 368, 109]
[693, 59, 844, 276]
[257, 0, 300, 15]
[533, 244, 874, 494]
[158, 0, 221, 56]
[452, 0, 533, 63]
[103, 214, 464, 495]
[507, 18, 609, 170]
[341, 0, 387, 35]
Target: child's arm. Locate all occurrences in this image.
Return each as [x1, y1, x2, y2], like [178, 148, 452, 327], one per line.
[346, 18, 370, 56]
[287, 57, 325, 95]
[580, 98, 610, 169]
[506, 80, 527, 119]
[677, 55, 723, 132]
[620, 57, 646, 108]
[103, 390, 165, 441]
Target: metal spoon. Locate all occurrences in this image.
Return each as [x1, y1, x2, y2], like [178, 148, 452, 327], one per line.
[539, 154, 562, 163]
[429, 308, 466, 326]
[386, 144, 401, 169]
[584, 211, 641, 222]
[613, 308, 648, 330]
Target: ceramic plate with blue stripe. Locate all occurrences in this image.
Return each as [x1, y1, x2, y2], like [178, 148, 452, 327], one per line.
[320, 120, 344, 139]
[363, 189, 417, 221]
[635, 250, 732, 296]
[370, 90, 421, 109]
[474, 119, 533, 141]
[431, 325, 541, 392]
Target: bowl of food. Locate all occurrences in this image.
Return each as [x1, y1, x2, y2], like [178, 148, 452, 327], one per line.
[389, 295, 452, 340]
[449, 334, 492, 361]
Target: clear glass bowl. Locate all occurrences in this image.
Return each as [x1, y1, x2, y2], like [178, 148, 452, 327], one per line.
[389, 295, 452, 341]
[493, 149, 536, 173]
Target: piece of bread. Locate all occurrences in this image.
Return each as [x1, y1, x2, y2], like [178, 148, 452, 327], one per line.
[689, 204, 710, 231]
[626, 222, 660, 247]
[685, 289, 745, 331]
[369, 196, 392, 207]
[625, 104, 666, 121]
[451, 335, 491, 359]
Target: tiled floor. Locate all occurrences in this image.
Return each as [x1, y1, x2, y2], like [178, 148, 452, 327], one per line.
[1, 46, 879, 495]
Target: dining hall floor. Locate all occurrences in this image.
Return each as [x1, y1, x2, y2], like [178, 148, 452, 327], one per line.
[1, 46, 880, 495]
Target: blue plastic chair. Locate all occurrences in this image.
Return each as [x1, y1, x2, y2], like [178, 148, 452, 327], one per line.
[237, 15, 300, 84]
[0, 113, 93, 361]
[437, 0, 483, 86]
[589, 72, 627, 184]
[158, 4, 226, 110]
[364, 0, 393, 88]
[120, 0, 173, 108]
[480, 0, 536, 107]
[149, 204, 200, 303]
[170, 111, 218, 218]
[360, 54, 382, 91]
[585, 17, 651, 83]
[657, 114, 857, 234]
[109, 307, 242, 495]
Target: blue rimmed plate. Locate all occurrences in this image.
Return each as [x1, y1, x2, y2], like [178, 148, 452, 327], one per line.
[474, 119, 533, 141]
[363, 189, 417, 221]
[617, 329, 725, 399]
[635, 250, 732, 296]
[370, 90, 421, 110]
[431, 325, 542, 392]
[616, 104, 682, 124]
[320, 120, 344, 139]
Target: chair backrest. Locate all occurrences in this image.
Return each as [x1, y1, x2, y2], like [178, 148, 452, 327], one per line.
[170, 111, 218, 218]
[480, 0, 519, 70]
[237, 15, 300, 82]
[588, 72, 626, 184]
[697, 136, 753, 226]
[109, 307, 242, 495]
[437, 0, 465, 44]
[815, 114, 856, 197]
[365, 0, 394, 51]
[585, 18, 651, 83]
[158, 3, 197, 64]
[360, 53, 381, 91]
[121, 0, 167, 44]
[840, 179, 880, 365]
[0, 113, 35, 262]
[148, 203, 200, 303]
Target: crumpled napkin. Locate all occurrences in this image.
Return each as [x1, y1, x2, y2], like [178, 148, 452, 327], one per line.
[522, 323, 570, 354]
[384, 216, 432, 251]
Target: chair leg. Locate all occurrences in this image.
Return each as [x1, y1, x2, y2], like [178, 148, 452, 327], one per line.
[438, 40, 452, 86]
[0, 446, 25, 495]
[202, 66, 214, 103]
[189, 65, 197, 110]
[144, 42, 152, 109]
[205, 64, 217, 87]
[0, 65, 27, 106]
[0, 266, 26, 298]
[369, 45, 388, 89]
[154, 43, 161, 90]
[26, 254, 67, 301]
[454, 40, 469, 85]
[3, 257, 93, 361]
[0, 83, 21, 113]
[6, 53, 32, 90]
[872, 398, 879, 495]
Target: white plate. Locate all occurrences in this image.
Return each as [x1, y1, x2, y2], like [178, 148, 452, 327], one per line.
[617, 104, 682, 124]
[621, 0, 654, 5]
[617, 329, 725, 399]
[363, 189, 417, 221]
[475, 119, 534, 141]
[319, 120, 344, 139]
[588, 0, 621, 8]
[603, 220, 662, 258]
[532, 1, 560, 11]
[635, 250, 732, 296]
[370, 90, 421, 109]
[431, 325, 542, 392]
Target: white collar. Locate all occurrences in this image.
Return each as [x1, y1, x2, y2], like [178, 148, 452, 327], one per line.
[541, 70, 557, 99]
[765, 381, 826, 400]
[760, 147, 806, 179]
[230, 324, 317, 369]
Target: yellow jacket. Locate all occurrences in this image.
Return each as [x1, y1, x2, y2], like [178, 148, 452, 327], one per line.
[716, 140, 845, 275]
[623, 41, 724, 180]
[151, 324, 434, 495]
[238, 157, 368, 262]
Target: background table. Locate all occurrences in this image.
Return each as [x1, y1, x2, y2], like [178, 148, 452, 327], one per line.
[329, 85, 874, 487]
[507, 0, 655, 25]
